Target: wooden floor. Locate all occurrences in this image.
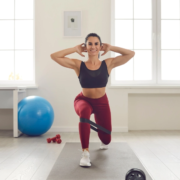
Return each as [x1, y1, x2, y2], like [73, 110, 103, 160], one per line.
[0, 130, 180, 180]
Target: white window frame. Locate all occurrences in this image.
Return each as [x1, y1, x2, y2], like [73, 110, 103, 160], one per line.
[0, 0, 36, 87]
[108, 0, 180, 89]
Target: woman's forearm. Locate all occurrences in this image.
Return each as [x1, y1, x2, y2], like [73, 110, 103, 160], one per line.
[51, 47, 76, 58]
[110, 46, 134, 55]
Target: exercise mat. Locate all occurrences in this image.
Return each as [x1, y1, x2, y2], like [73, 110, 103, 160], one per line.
[47, 142, 152, 180]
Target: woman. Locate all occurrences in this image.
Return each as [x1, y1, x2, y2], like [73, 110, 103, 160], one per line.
[50, 33, 135, 167]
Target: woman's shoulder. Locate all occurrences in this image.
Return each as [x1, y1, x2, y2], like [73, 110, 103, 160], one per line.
[104, 58, 113, 68]
[73, 59, 83, 70]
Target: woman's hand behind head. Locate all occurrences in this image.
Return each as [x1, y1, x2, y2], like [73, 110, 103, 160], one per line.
[74, 43, 87, 57]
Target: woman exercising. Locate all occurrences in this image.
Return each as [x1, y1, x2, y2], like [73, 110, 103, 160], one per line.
[50, 33, 135, 167]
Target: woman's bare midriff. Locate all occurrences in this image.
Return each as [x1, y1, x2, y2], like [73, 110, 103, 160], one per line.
[74, 58, 112, 99]
[82, 87, 106, 99]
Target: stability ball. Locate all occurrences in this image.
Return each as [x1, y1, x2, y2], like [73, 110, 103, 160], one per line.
[18, 96, 54, 136]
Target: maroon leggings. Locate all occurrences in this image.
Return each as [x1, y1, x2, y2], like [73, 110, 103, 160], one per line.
[74, 92, 112, 149]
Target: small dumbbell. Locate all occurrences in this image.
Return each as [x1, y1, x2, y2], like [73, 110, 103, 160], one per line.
[56, 138, 62, 144]
[52, 137, 57, 142]
[47, 138, 51, 143]
[55, 134, 62, 144]
[46, 137, 57, 143]
[56, 134, 61, 139]
[52, 134, 61, 142]
[46, 134, 62, 143]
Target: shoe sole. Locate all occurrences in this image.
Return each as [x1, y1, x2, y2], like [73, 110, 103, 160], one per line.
[80, 162, 91, 167]
[100, 147, 108, 149]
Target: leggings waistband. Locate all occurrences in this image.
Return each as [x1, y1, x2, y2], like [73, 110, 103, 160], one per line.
[80, 92, 106, 100]
[74, 91, 109, 105]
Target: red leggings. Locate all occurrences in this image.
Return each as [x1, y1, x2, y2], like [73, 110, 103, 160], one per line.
[74, 92, 112, 149]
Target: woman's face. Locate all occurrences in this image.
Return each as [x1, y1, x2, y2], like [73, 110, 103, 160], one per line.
[85, 36, 101, 56]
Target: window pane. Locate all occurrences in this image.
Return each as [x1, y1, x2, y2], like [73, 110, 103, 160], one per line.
[0, 21, 14, 49]
[115, 20, 133, 49]
[134, 0, 152, 19]
[115, 53, 133, 80]
[0, 0, 14, 19]
[0, 1, 34, 84]
[0, 51, 14, 80]
[161, 50, 180, 80]
[134, 20, 152, 49]
[15, 20, 33, 49]
[15, 50, 33, 81]
[161, 0, 180, 19]
[161, 20, 180, 49]
[15, 0, 33, 19]
[115, 0, 133, 19]
[134, 50, 152, 80]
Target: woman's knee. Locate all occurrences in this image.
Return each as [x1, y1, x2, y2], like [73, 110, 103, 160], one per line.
[99, 134, 111, 145]
[79, 106, 92, 117]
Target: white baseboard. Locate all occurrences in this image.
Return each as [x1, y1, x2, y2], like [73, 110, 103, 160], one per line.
[49, 126, 128, 132]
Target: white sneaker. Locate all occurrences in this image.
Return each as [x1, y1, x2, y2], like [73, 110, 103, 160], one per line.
[100, 142, 109, 150]
[80, 149, 91, 167]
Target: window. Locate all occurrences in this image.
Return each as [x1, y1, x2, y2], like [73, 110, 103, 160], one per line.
[0, 0, 35, 86]
[111, 0, 180, 86]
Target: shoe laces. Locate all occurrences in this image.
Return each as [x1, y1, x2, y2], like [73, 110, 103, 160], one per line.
[81, 150, 90, 158]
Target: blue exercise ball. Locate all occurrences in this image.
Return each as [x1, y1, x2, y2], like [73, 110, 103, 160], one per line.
[18, 96, 54, 136]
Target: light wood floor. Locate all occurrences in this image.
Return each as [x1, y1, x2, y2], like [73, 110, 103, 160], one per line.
[0, 130, 180, 180]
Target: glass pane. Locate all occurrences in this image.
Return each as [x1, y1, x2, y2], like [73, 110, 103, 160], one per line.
[115, 20, 133, 49]
[15, 20, 33, 49]
[161, 20, 180, 49]
[0, 51, 14, 80]
[115, 53, 133, 80]
[134, 0, 152, 19]
[115, 0, 133, 19]
[15, 50, 33, 81]
[134, 20, 152, 49]
[161, 0, 180, 19]
[0, 0, 14, 19]
[161, 50, 180, 80]
[134, 50, 152, 80]
[0, 21, 14, 49]
[15, 0, 34, 19]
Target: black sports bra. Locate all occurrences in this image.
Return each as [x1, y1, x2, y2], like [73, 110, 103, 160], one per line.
[78, 60, 109, 88]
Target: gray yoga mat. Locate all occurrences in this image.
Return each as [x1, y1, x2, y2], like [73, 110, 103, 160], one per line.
[47, 142, 152, 180]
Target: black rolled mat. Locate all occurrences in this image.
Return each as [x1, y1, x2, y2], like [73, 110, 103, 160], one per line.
[47, 142, 152, 180]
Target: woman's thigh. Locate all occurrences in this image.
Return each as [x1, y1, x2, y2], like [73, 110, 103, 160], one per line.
[74, 99, 93, 119]
[94, 104, 112, 144]
[94, 104, 112, 132]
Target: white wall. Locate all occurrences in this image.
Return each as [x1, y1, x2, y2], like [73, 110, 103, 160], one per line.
[1, 0, 180, 131]
[129, 93, 180, 130]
